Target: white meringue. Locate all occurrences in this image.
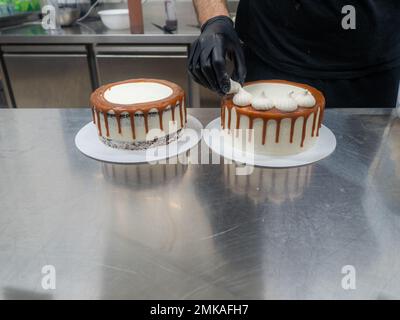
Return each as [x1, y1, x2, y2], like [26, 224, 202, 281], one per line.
[227, 79, 241, 95]
[251, 91, 274, 110]
[273, 93, 298, 112]
[233, 88, 253, 107]
[292, 90, 316, 108]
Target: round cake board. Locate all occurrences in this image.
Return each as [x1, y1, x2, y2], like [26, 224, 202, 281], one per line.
[203, 117, 336, 168]
[75, 115, 203, 164]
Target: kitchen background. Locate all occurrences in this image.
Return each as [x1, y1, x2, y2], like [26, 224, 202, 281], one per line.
[0, 0, 239, 109]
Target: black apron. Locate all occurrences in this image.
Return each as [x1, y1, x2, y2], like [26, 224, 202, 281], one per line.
[235, 0, 400, 107]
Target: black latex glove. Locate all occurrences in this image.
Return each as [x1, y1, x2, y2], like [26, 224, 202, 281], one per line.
[188, 15, 246, 95]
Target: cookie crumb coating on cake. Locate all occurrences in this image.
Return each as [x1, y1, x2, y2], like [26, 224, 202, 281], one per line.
[90, 79, 187, 150]
[221, 80, 325, 156]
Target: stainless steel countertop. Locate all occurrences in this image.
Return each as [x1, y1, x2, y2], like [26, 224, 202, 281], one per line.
[0, 2, 201, 44]
[1, 108, 400, 299]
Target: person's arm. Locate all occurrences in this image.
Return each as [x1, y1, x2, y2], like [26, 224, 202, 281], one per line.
[188, 0, 246, 95]
[193, 0, 229, 26]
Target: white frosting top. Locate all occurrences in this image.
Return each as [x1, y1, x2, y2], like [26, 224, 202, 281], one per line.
[104, 82, 173, 104]
[251, 91, 274, 110]
[233, 88, 253, 107]
[234, 82, 316, 112]
[228, 79, 241, 95]
[291, 90, 316, 108]
[273, 94, 298, 112]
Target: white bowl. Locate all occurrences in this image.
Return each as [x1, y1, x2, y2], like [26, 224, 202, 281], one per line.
[98, 9, 130, 30]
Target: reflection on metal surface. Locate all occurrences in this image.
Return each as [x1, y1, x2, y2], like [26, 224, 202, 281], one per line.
[101, 161, 187, 190]
[224, 165, 313, 204]
[2, 287, 54, 300]
[359, 114, 400, 299]
[1, 109, 400, 299]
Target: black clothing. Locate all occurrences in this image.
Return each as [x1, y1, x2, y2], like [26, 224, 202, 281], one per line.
[236, 0, 400, 79]
[245, 46, 400, 108]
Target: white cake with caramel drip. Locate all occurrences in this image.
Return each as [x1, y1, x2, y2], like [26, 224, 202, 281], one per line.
[222, 80, 325, 156]
[90, 79, 187, 150]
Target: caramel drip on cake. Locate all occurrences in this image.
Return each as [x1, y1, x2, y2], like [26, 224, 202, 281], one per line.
[115, 113, 122, 134]
[248, 117, 254, 142]
[235, 114, 241, 138]
[103, 112, 110, 137]
[275, 119, 281, 143]
[228, 107, 232, 130]
[179, 100, 184, 127]
[90, 79, 186, 141]
[91, 108, 95, 124]
[311, 111, 317, 137]
[144, 111, 149, 134]
[289, 118, 296, 143]
[222, 80, 325, 148]
[316, 108, 324, 136]
[96, 110, 102, 135]
[262, 120, 267, 145]
[171, 105, 175, 122]
[129, 113, 136, 139]
[159, 110, 164, 131]
[300, 114, 310, 147]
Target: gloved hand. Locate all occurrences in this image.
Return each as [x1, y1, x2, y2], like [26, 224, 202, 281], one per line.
[188, 15, 246, 95]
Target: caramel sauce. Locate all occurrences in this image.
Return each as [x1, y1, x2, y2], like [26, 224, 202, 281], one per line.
[316, 108, 324, 137]
[262, 120, 267, 145]
[275, 119, 281, 143]
[91, 108, 95, 124]
[90, 79, 186, 140]
[179, 102, 183, 128]
[235, 114, 241, 138]
[129, 113, 136, 139]
[115, 113, 122, 134]
[248, 117, 254, 142]
[103, 112, 110, 137]
[95, 110, 102, 135]
[159, 110, 164, 131]
[171, 105, 175, 122]
[300, 114, 311, 147]
[311, 111, 317, 137]
[144, 111, 149, 134]
[221, 80, 325, 147]
[289, 118, 296, 143]
[227, 107, 232, 130]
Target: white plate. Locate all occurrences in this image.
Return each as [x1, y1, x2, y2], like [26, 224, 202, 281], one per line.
[75, 115, 203, 164]
[203, 117, 336, 168]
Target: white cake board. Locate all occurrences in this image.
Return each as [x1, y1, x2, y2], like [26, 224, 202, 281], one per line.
[203, 117, 336, 168]
[75, 115, 203, 164]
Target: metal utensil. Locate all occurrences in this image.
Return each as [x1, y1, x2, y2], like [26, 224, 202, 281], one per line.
[58, 7, 80, 27]
[151, 22, 174, 34]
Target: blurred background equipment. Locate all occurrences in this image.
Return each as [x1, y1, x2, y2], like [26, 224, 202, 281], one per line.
[0, 0, 41, 27]
[0, 0, 240, 108]
[98, 8, 129, 30]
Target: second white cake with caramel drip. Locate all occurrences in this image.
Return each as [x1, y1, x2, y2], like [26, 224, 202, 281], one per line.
[221, 80, 325, 156]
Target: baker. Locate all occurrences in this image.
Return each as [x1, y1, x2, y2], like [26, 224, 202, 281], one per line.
[188, 0, 400, 107]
